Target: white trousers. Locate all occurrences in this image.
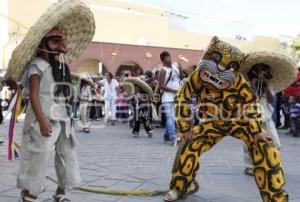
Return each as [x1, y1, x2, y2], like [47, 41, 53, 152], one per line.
[104, 98, 116, 122]
[17, 121, 80, 196]
[243, 118, 281, 169]
[79, 101, 91, 129]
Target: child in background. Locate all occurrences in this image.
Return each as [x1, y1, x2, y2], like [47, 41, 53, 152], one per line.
[288, 96, 300, 137]
[132, 88, 153, 137]
[116, 86, 129, 122]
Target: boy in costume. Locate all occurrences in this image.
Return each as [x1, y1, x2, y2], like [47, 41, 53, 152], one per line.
[164, 36, 290, 202]
[241, 51, 296, 175]
[6, 0, 95, 201]
[122, 77, 154, 137]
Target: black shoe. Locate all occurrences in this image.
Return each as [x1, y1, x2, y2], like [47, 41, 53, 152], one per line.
[132, 132, 139, 137]
[0, 140, 4, 145]
[164, 134, 170, 142]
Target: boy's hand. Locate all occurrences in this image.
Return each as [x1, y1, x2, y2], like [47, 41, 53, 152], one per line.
[254, 131, 273, 144]
[39, 118, 52, 137]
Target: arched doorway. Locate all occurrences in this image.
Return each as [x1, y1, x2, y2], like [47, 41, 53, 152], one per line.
[76, 60, 107, 76]
[116, 61, 143, 78]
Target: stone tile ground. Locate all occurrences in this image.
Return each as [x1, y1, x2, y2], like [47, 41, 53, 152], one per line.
[0, 118, 299, 202]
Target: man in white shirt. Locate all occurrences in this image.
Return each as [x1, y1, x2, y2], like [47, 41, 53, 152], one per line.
[99, 72, 119, 124]
[158, 51, 180, 144]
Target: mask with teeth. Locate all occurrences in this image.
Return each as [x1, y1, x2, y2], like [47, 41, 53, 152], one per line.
[199, 36, 245, 90]
[199, 60, 235, 90]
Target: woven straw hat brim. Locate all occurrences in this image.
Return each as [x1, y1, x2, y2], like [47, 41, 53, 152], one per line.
[7, 0, 95, 81]
[241, 51, 297, 92]
[121, 77, 154, 98]
[71, 72, 95, 87]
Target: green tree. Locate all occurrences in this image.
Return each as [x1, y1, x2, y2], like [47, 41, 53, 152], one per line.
[289, 34, 300, 66]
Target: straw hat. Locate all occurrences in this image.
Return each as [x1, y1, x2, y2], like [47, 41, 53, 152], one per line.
[71, 72, 95, 87]
[121, 77, 154, 98]
[7, 0, 95, 81]
[240, 51, 297, 92]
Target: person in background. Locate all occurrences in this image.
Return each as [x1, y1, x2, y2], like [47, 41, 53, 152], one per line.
[287, 96, 300, 137]
[0, 79, 4, 144]
[158, 51, 180, 144]
[95, 83, 104, 120]
[281, 68, 300, 130]
[280, 97, 291, 130]
[242, 62, 281, 176]
[0, 79, 4, 125]
[116, 85, 129, 123]
[79, 79, 92, 133]
[89, 84, 98, 121]
[144, 71, 156, 91]
[128, 78, 153, 138]
[99, 72, 119, 125]
[273, 92, 283, 128]
[153, 70, 164, 127]
[72, 83, 78, 118]
[144, 71, 156, 124]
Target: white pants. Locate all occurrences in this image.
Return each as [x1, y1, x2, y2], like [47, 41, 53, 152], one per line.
[243, 118, 281, 169]
[79, 101, 91, 129]
[17, 121, 80, 196]
[104, 98, 116, 122]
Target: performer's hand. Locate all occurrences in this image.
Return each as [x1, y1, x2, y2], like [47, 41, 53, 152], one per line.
[39, 118, 52, 137]
[254, 131, 273, 144]
[183, 130, 195, 143]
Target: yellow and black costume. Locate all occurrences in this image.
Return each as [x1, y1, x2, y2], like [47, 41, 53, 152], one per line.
[169, 36, 288, 202]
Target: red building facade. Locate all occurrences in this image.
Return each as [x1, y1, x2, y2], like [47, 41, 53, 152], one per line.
[70, 41, 204, 75]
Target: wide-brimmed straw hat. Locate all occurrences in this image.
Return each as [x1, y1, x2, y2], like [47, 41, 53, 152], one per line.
[6, 0, 95, 81]
[121, 77, 154, 98]
[71, 72, 95, 87]
[240, 51, 297, 92]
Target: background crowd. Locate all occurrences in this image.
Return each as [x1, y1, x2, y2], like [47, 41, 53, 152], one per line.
[1, 53, 300, 146]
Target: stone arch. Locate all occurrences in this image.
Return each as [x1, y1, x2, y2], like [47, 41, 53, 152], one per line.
[116, 61, 143, 78]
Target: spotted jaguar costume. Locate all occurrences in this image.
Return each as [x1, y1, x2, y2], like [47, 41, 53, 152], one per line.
[166, 36, 288, 202]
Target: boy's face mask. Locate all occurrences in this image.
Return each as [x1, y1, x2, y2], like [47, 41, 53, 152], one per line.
[199, 36, 245, 90]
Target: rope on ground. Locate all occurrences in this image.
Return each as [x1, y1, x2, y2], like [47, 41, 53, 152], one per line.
[46, 176, 167, 196]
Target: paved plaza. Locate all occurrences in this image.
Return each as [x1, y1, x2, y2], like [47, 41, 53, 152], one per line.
[0, 118, 299, 202]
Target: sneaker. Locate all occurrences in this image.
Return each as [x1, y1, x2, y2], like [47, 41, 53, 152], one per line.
[166, 138, 177, 146]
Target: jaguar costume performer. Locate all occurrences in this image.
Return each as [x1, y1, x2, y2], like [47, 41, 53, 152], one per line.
[163, 36, 289, 202]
